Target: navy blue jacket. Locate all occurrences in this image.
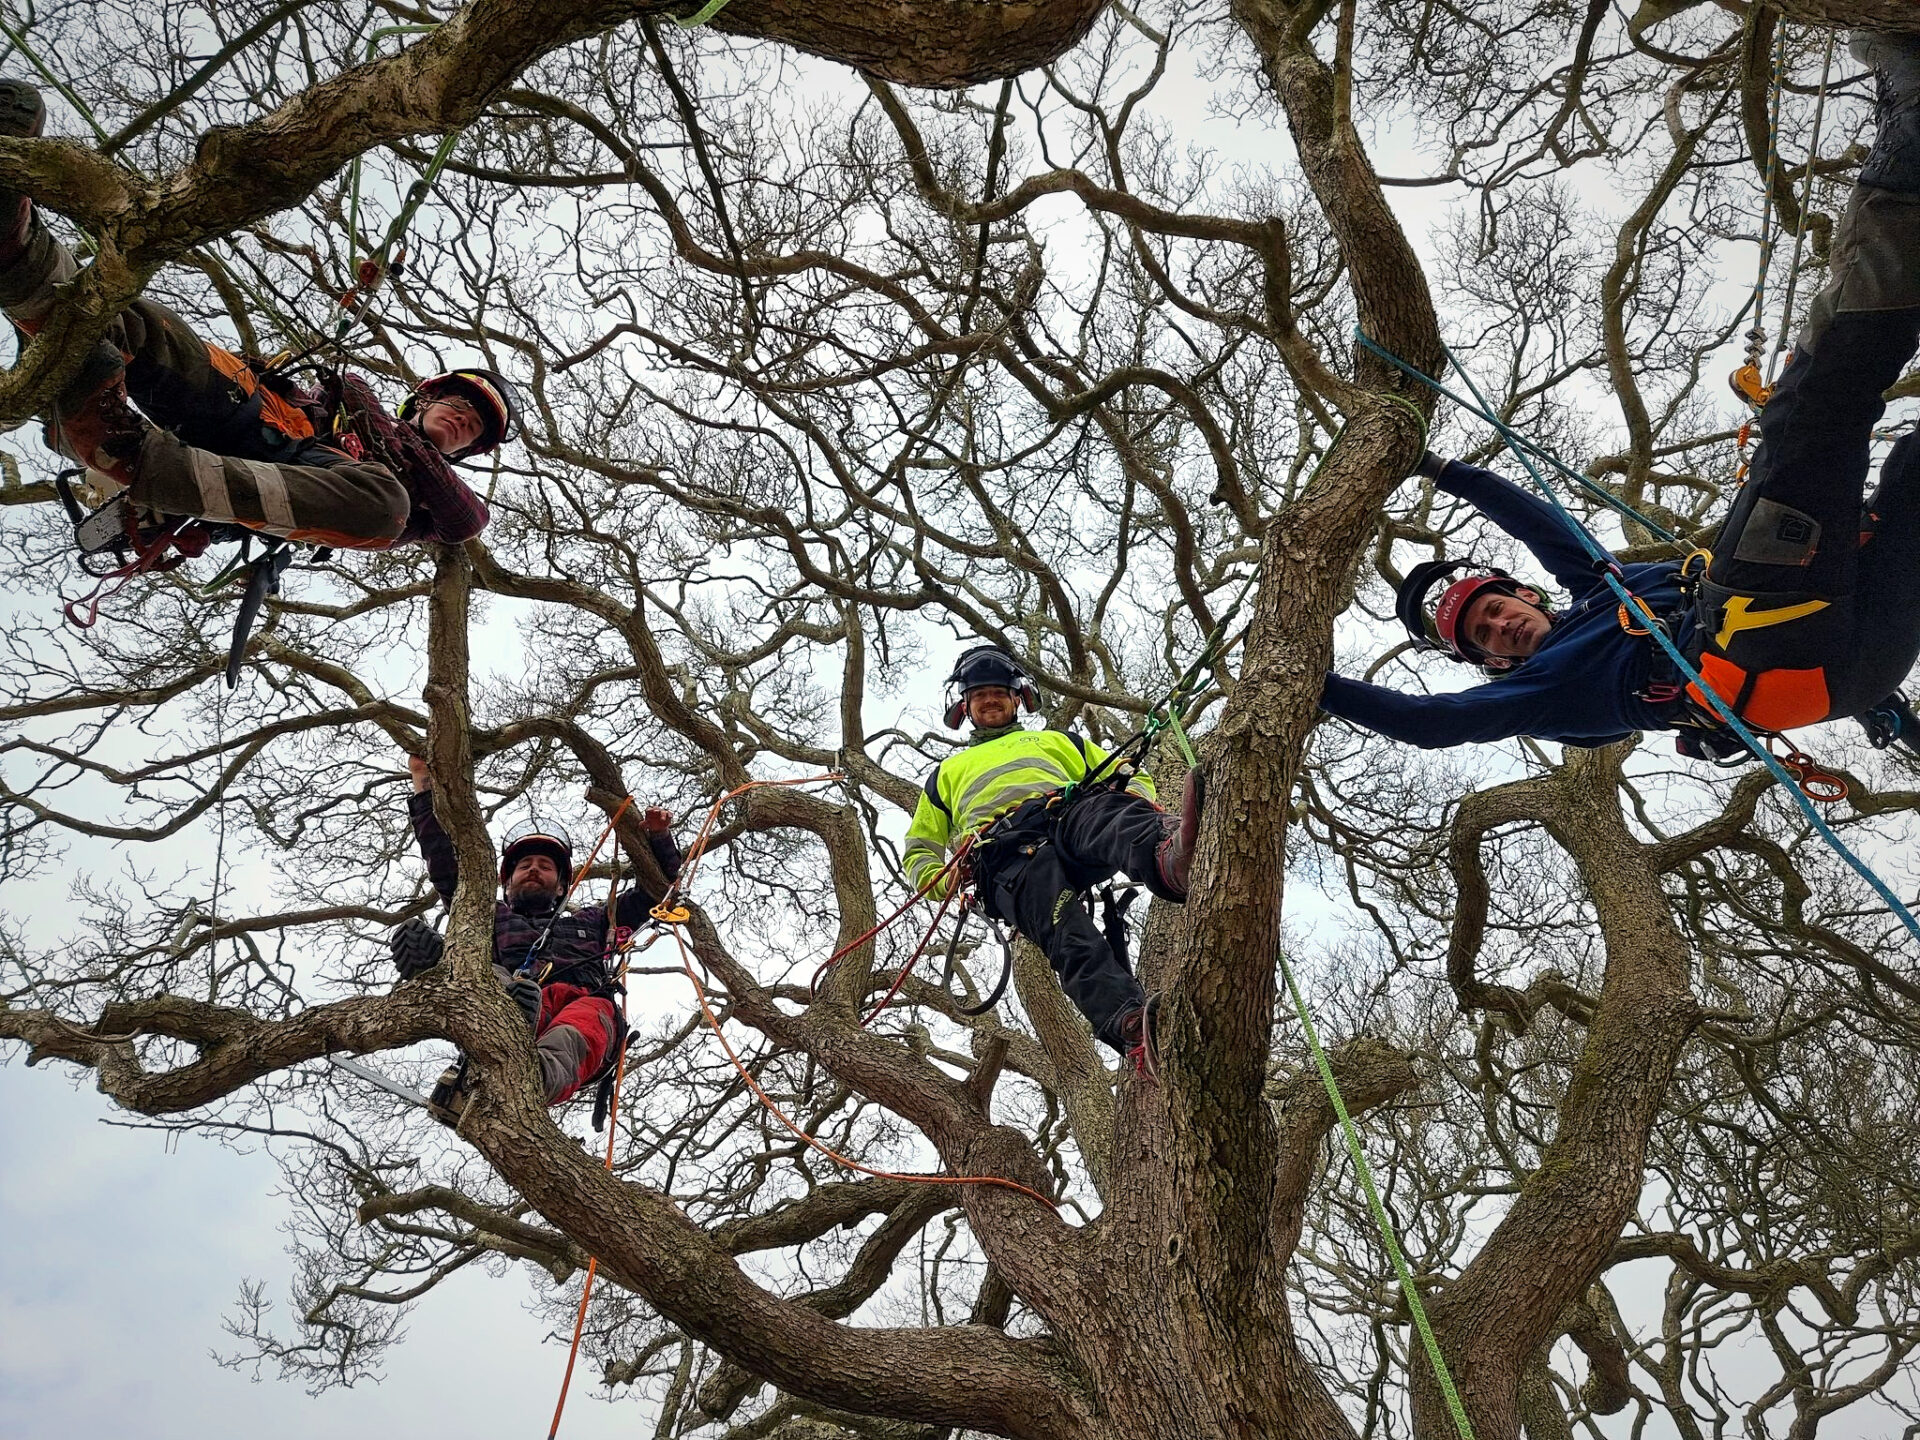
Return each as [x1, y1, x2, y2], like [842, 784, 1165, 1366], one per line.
[1320, 461, 1694, 749]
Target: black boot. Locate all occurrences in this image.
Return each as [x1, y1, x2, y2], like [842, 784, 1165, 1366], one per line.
[1854, 31, 1920, 193]
[46, 372, 151, 488]
[427, 1056, 472, 1128]
[0, 79, 44, 268]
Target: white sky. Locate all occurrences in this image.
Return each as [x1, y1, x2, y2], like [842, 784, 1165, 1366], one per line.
[1, 11, 1911, 1440]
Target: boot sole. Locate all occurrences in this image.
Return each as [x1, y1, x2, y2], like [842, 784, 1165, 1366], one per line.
[0, 80, 45, 140]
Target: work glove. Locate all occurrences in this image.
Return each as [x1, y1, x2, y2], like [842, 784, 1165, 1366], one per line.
[1413, 451, 1449, 481]
[389, 918, 445, 982]
[505, 977, 544, 1035]
[643, 806, 674, 833]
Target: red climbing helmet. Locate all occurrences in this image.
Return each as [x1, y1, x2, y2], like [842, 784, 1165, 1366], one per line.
[400, 367, 520, 458]
[500, 818, 574, 890]
[1396, 559, 1531, 667]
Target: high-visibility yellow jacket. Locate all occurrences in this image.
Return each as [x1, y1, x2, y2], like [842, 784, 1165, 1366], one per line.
[904, 726, 1156, 895]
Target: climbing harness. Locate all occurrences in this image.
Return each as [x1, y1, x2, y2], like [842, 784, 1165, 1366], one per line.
[1355, 329, 1920, 947]
[54, 468, 331, 686]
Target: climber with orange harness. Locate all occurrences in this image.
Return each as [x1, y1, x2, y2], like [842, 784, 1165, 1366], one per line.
[903, 646, 1201, 1078]
[0, 78, 510, 557]
[393, 756, 682, 1127]
[1322, 31, 1920, 767]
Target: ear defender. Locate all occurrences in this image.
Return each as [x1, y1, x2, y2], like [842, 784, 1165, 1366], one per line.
[943, 645, 1042, 727]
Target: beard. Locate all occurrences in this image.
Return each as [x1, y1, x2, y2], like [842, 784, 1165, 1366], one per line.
[508, 875, 562, 909]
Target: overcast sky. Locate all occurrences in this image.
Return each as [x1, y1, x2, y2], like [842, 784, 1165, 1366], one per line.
[1, 18, 1906, 1440]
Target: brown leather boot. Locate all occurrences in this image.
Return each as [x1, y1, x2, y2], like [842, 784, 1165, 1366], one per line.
[46, 373, 151, 488]
[1153, 766, 1204, 900]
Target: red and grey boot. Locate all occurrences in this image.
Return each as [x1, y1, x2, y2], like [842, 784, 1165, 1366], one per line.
[1118, 995, 1162, 1083]
[427, 1055, 474, 1129]
[0, 78, 45, 271]
[46, 373, 151, 489]
[1153, 766, 1204, 900]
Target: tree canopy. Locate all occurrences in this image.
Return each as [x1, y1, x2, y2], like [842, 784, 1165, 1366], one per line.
[2, 1, 1919, 1437]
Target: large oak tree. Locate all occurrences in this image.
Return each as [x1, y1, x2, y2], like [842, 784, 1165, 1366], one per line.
[3, 1, 1919, 1436]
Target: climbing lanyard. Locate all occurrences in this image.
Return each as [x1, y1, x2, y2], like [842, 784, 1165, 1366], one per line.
[1355, 330, 1920, 948]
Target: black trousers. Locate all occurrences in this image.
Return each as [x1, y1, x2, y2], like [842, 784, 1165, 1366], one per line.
[1692, 185, 1920, 729]
[972, 787, 1173, 1051]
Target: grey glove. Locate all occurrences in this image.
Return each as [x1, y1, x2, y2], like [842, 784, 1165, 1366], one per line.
[389, 918, 445, 982]
[1414, 451, 1449, 481]
[505, 977, 543, 1035]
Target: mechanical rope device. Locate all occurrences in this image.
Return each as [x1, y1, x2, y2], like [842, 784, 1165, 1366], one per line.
[54, 468, 331, 687]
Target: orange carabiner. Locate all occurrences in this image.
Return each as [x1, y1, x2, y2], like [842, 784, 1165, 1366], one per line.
[1771, 740, 1847, 804]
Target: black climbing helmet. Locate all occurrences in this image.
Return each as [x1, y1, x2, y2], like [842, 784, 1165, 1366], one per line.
[500, 818, 574, 890]
[943, 645, 1041, 728]
[400, 367, 521, 459]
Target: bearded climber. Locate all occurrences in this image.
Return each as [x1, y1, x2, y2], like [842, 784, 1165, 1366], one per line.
[903, 646, 1201, 1077]
[0, 78, 509, 551]
[1321, 31, 1920, 763]
[393, 756, 683, 1126]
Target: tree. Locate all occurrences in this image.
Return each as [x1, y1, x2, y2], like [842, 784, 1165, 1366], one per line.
[3, 1, 1920, 1437]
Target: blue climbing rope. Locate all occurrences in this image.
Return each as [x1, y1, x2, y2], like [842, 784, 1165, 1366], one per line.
[1356, 329, 1920, 949]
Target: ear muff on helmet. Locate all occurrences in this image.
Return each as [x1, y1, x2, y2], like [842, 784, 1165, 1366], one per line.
[1396, 559, 1531, 669]
[943, 645, 1042, 728]
[399, 367, 521, 459]
[500, 819, 574, 890]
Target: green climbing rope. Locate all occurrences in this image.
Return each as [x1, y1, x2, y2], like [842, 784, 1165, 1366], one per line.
[675, 0, 735, 26]
[1278, 950, 1478, 1440]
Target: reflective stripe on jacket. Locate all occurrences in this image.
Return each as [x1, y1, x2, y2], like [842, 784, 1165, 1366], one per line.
[903, 727, 1155, 893]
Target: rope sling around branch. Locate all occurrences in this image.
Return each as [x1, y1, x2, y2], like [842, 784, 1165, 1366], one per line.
[1354, 328, 1920, 949]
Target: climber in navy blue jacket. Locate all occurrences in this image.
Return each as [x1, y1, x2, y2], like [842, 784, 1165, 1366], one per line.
[1320, 457, 1701, 750]
[1324, 30, 1920, 758]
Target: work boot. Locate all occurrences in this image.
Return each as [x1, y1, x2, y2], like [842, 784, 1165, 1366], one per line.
[46, 373, 151, 488]
[426, 1057, 473, 1128]
[1854, 30, 1920, 193]
[0, 78, 45, 269]
[1117, 995, 1161, 1084]
[1153, 766, 1204, 901]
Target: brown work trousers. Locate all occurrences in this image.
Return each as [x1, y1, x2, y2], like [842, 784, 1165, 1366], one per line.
[0, 222, 409, 547]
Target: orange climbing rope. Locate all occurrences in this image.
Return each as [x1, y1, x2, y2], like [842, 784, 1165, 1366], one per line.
[652, 777, 1053, 1208]
[660, 920, 1054, 1209]
[545, 843, 642, 1440]
[808, 834, 974, 1003]
[544, 775, 1052, 1437]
